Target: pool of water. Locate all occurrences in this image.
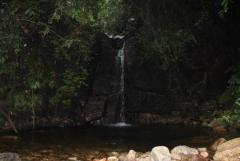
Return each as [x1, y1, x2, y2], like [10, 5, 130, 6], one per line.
[0, 124, 227, 161]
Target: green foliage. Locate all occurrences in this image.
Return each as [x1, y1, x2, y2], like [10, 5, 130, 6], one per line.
[136, 29, 197, 70]
[218, 66, 240, 124]
[1, 0, 238, 125]
[220, 66, 240, 107]
[0, 0, 124, 120]
[219, 0, 233, 17]
[127, 0, 239, 105]
[130, 0, 201, 95]
[13, 92, 41, 112]
[48, 0, 124, 33]
[97, 0, 124, 33]
[217, 108, 240, 125]
[217, 111, 234, 125]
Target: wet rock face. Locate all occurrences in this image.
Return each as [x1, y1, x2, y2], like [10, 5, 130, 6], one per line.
[0, 153, 21, 161]
[85, 34, 124, 124]
[125, 38, 169, 93]
[83, 0, 236, 125]
[86, 33, 174, 124]
[125, 38, 172, 116]
[91, 34, 121, 96]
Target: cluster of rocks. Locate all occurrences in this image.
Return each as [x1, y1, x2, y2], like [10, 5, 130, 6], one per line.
[91, 146, 208, 161]
[91, 137, 240, 161]
[2, 137, 240, 161]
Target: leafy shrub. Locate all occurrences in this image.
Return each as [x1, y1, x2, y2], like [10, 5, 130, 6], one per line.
[0, 0, 124, 119]
[218, 66, 240, 124]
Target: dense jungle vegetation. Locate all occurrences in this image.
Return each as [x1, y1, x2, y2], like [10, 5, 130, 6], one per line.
[0, 0, 240, 129]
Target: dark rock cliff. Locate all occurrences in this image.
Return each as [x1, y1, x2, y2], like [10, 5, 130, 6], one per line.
[85, 34, 124, 124]
[84, 0, 239, 124]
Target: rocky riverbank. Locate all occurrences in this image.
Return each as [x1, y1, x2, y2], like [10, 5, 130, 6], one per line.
[90, 138, 240, 161]
[1, 137, 240, 161]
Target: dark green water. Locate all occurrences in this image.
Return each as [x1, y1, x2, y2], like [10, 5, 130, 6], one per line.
[0, 124, 222, 161]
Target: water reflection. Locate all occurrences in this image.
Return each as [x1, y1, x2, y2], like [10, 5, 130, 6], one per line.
[0, 125, 219, 160]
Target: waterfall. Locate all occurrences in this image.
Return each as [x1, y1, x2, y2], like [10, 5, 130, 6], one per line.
[105, 33, 131, 127]
[113, 41, 132, 127]
[118, 41, 126, 122]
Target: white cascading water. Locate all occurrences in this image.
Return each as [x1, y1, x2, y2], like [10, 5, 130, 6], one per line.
[114, 41, 131, 127]
[105, 34, 131, 127]
[118, 42, 126, 122]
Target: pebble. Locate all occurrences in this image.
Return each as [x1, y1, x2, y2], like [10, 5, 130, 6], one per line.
[68, 157, 78, 161]
[200, 151, 209, 158]
[107, 156, 119, 161]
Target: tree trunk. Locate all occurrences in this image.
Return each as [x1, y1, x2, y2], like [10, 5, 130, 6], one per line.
[0, 101, 18, 133]
[0, 108, 18, 133]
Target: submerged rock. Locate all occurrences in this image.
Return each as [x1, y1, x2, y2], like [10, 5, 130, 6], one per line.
[0, 153, 21, 161]
[150, 146, 171, 161]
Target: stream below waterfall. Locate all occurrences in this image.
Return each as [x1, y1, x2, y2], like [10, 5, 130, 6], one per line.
[0, 124, 237, 161]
